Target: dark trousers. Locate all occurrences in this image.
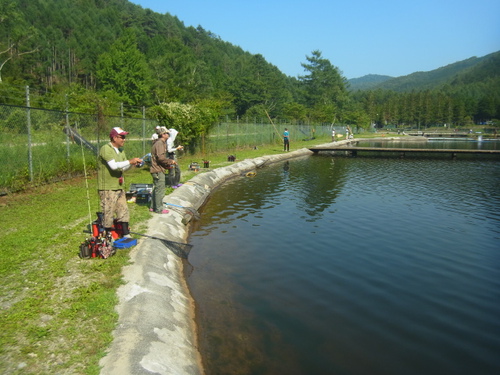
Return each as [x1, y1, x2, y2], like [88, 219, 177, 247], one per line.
[167, 152, 181, 187]
[167, 163, 181, 187]
[151, 172, 165, 212]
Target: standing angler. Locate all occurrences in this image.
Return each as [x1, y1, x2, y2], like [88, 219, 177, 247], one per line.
[150, 127, 175, 213]
[97, 127, 142, 237]
[283, 128, 290, 151]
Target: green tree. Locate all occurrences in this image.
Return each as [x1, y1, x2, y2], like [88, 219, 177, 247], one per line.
[226, 54, 291, 116]
[0, 1, 38, 83]
[282, 102, 307, 124]
[150, 101, 222, 151]
[148, 36, 213, 103]
[344, 107, 371, 132]
[96, 30, 151, 106]
[476, 95, 498, 122]
[299, 50, 348, 118]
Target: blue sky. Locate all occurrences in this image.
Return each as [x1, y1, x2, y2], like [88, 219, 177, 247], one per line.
[130, 0, 500, 79]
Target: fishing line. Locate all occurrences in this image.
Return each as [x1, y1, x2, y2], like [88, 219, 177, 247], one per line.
[129, 231, 192, 259]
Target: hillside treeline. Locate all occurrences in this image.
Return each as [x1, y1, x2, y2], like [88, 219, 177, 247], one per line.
[0, 0, 498, 131]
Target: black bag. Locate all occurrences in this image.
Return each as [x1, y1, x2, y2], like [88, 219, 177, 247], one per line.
[79, 242, 91, 259]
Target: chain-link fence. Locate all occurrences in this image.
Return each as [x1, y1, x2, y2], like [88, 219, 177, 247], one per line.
[0, 103, 336, 193]
[200, 120, 330, 154]
[0, 104, 157, 192]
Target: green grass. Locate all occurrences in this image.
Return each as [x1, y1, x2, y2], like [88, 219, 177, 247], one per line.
[0, 132, 361, 374]
[0, 170, 153, 374]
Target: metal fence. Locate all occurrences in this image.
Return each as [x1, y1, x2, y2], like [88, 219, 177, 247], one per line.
[200, 120, 331, 154]
[0, 104, 157, 192]
[0, 103, 335, 192]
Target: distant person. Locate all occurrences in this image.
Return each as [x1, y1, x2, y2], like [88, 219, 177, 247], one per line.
[150, 127, 175, 214]
[167, 128, 184, 188]
[283, 128, 290, 151]
[97, 127, 142, 237]
[332, 129, 336, 142]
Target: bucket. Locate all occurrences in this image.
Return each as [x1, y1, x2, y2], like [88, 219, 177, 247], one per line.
[92, 221, 102, 237]
[112, 220, 123, 239]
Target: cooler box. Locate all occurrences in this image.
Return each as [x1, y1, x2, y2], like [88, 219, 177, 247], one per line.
[113, 237, 137, 249]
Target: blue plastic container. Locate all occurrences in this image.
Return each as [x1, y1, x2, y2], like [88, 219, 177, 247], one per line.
[113, 237, 137, 249]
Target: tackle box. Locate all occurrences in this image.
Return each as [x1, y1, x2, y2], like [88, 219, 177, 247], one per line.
[127, 183, 153, 203]
[113, 237, 138, 249]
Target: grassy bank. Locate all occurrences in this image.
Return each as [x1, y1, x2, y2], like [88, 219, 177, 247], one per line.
[0, 133, 357, 374]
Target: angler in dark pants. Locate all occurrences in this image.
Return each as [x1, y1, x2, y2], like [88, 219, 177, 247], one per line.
[283, 128, 290, 151]
[97, 127, 142, 237]
[150, 127, 175, 214]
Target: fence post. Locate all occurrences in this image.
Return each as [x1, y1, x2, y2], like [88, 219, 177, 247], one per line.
[65, 95, 71, 164]
[25, 86, 33, 182]
[142, 106, 146, 155]
[120, 103, 124, 128]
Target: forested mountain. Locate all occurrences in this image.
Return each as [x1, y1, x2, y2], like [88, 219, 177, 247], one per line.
[0, 0, 302, 118]
[0, 0, 498, 129]
[350, 52, 500, 93]
[348, 74, 394, 91]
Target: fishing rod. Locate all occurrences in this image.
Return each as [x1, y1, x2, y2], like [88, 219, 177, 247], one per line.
[265, 110, 283, 141]
[77, 121, 93, 231]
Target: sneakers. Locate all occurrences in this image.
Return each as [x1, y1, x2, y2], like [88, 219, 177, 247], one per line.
[172, 183, 183, 189]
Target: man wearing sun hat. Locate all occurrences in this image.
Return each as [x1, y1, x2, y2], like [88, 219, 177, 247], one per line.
[97, 127, 143, 238]
[149, 126, 176, 213]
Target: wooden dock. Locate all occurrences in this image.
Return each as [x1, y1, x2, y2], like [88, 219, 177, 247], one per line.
[309, 146, 500, 158]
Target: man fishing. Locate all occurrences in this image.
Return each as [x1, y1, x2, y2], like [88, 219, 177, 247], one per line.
[97, 127, 142, 237]
[283, 128, 290, 151]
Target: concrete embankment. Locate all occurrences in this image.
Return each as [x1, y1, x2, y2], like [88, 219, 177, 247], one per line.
[99, 146, 321, 375]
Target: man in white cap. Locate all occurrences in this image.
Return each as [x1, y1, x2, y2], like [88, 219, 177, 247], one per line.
[166, 128, 183, 188]
[97, 127, 142, 238]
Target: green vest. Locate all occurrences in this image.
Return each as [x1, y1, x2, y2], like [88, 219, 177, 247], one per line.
[97, 143, 128, 190]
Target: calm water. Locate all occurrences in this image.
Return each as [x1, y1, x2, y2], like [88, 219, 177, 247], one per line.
[187, 144, 500, 375]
